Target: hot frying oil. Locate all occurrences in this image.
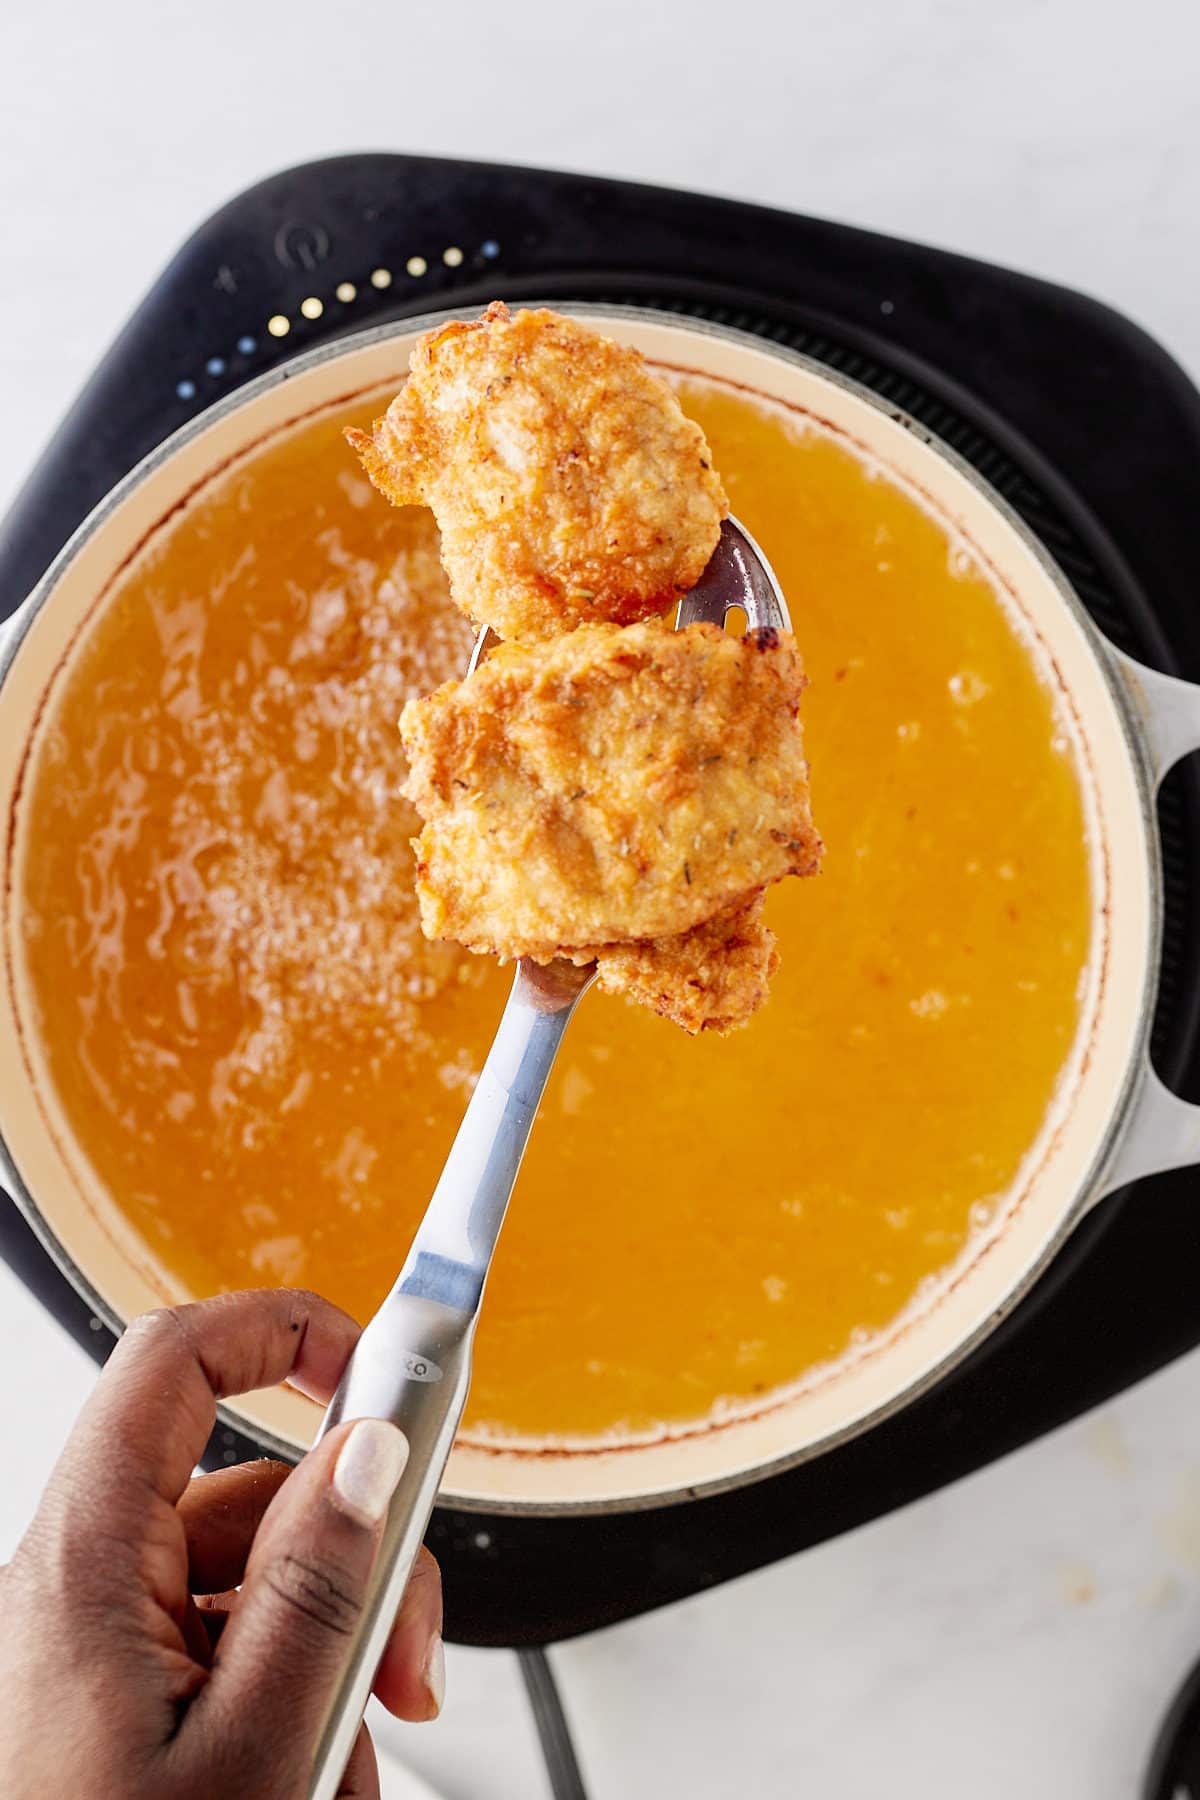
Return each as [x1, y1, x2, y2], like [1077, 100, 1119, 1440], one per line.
[20, 378, 1092, 1441]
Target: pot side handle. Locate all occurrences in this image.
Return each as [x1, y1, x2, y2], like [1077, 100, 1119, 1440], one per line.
[1108, 645, 1200, 791]
[1101, 1066, 1200, 1197]
[1099, 648, 1200, 1195]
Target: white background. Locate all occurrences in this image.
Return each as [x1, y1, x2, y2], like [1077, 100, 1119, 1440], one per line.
[3, 0, 1200, 1794]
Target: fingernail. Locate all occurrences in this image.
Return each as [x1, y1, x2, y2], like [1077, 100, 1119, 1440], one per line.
[331, 1419, 409, 1527]
[423, 1633, 445, 1719]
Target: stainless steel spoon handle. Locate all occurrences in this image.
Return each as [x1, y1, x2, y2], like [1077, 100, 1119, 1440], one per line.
[307, 955, 595, 1800]
[306, 1289, 473, 1800]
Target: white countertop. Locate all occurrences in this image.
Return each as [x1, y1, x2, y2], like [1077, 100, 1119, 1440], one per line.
[3, 1, 1200, 1793]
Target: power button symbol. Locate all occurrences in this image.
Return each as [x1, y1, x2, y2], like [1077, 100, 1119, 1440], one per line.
[274, 221, 330, 273]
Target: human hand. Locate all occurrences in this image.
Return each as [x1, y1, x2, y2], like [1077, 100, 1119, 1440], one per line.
[0, 1288, 443, 1798]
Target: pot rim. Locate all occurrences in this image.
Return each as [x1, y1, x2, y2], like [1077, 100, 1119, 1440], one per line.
[0, 303, 1172, 1512]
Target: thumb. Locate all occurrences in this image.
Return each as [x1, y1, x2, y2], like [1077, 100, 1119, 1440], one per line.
[187, 1417, 410, 1791]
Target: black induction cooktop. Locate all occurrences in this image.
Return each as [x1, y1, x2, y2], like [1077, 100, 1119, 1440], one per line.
[3, 153, 1200, 1648]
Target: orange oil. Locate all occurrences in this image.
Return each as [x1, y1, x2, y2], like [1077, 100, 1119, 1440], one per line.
[19, 378, 1091, 1441]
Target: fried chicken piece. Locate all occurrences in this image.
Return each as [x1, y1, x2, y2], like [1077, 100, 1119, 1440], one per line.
[347, 303, 727, 643]
[592, 896, 779, 1034]
[399, 620, 821, 963]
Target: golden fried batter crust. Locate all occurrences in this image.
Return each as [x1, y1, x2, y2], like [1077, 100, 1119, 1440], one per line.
[592, 896, 779, 1034]
[347, 303, 726, 643]
[399, 620, 820, 962]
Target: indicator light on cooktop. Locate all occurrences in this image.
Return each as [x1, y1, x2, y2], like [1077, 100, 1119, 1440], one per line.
[206, 356, 226, 376]
[406, 255, 428, 277]
[300, 296, 324, 320]
[176, 379, 196, 400]
[443, 246, 464, 268]
[481, 239, 500, 260]
[237, 335, 256, 354]
[336, 281, 357, 303]
[267, 314, 291, 338]
[370, 268, 392, 290]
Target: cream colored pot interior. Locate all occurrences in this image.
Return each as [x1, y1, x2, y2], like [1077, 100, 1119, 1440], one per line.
[0, 311, 1178, 1512]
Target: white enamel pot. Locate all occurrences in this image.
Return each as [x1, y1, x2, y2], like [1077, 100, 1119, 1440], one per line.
[1, 307, 1198, 1514]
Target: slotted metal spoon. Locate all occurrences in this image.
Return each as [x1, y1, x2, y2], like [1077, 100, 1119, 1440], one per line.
[307, 516, 791, 1799]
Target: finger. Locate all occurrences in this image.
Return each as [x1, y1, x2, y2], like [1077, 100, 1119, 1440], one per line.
[31, 1289, 358, 1549]
[194, 1590, 237, 1655]
[193, 1552, 443, 1721]
[339, 1723, 381, 1800]
[188, 1417, 412, 1787]
[180, 1591, 217, 1669]
[178, 1460, 291, 1593]
[372, 1545, 444, 1722]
